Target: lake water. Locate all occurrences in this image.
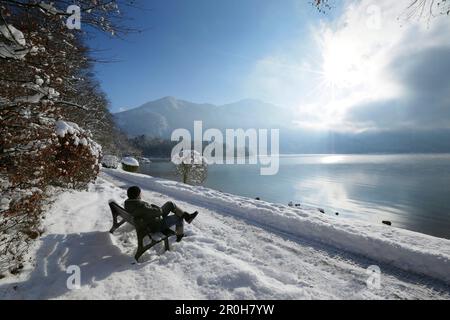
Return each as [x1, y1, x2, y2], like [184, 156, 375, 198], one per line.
[139, 154, 450, 240]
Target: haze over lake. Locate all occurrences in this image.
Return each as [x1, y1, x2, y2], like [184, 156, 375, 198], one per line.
[140, 154, 450, 240]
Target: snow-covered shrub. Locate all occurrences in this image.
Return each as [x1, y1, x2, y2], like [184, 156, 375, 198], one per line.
[121, 157, 139, 172]
[172, 150, 208, 185]
[0, 189, 44, 275]
[50, 121, 102, 188]
[102, 155, 120, 169]
[0, 0, 136, 276]
[0, 118, 101, 275]
[0, 102, 58, 275]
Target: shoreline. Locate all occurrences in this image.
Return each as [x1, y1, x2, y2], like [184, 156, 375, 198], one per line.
[103, 168, 450, 286]
[1, 168, 448, 299]
[136, 155, 450, 241]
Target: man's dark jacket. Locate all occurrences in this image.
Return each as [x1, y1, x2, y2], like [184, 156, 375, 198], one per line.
[124, 199, 163, 232]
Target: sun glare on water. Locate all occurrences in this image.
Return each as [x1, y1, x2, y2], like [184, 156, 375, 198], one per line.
[320, 155, 346, 164]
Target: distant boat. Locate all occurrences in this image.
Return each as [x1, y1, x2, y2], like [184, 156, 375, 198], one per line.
[139, 157, 152, 164]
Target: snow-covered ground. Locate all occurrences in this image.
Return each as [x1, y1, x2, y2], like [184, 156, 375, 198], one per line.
[1, 168, 450, 299]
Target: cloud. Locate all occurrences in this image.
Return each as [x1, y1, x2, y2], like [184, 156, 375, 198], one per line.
[246, 0, 450, 132]
[345, 43, 450, 131]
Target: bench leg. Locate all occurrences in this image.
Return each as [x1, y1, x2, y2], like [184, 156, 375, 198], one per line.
[135, 228, 172, 261]
[135, 229, 146, 261]
[109, 219, 126, 234]
[164, 238, 170, 251]
[135, 229, 159, 261]
[110, 210, 127, 234]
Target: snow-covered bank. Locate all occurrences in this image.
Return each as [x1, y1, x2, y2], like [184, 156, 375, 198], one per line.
[0, 169, 449, 299]
[103, 169, 450, 285]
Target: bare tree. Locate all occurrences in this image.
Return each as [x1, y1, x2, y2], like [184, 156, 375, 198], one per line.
[312, 0, 450, 20]
[312, 0, 332, 13]
[402, 0, 450, 21]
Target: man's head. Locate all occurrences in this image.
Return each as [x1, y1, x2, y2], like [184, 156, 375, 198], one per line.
[127, 186, 141, 200]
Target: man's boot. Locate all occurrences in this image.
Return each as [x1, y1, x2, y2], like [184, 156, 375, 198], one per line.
[184, 211, 198, 224]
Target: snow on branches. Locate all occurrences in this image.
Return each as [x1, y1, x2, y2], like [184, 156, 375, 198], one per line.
[0, 0, 137, 276]
[0, 24, 29, 59]
[52, 120, 102, 188]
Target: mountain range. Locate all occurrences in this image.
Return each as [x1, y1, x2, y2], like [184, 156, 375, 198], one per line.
[114, 97, 450, 154]
[113, 96, 291, 138]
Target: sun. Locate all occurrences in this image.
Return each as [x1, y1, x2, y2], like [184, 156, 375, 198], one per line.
[319, 34, 365, 94]
[291, 36, 370, 131]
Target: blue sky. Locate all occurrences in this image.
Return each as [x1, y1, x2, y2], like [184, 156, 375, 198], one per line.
[88, 0, 450, 133]
[89, 0, 336, 112]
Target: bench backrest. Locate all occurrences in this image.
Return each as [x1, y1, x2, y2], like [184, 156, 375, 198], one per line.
[109, 201, 136, 226]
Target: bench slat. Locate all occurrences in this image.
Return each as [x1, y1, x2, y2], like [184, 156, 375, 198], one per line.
[110, 203, 136, 226]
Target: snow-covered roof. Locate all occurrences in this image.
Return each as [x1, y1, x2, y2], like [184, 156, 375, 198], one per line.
[121, 157, 139, 167]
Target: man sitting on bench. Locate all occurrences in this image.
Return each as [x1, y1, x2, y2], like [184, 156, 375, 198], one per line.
[124, 186, 198, 242]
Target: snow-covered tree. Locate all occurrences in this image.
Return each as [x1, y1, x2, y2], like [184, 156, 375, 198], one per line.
[0, 0, 139, 275]
[172, 150, 208, 185]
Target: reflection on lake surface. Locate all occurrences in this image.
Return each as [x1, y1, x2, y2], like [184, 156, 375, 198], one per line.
[139, 154, 450, 240]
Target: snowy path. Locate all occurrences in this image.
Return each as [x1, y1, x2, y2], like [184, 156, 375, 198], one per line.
[0, 169, 449, 299]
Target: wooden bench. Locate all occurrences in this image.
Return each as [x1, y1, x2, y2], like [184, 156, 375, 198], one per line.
[108, 200, 176, 261]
